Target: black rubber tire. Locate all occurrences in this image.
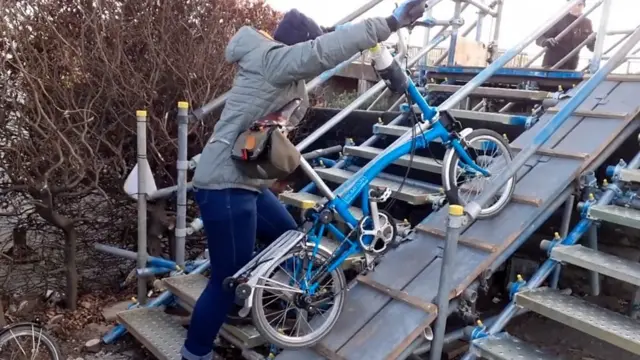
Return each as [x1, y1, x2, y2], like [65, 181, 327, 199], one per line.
[442, 128, 515, 219]
[0, 323, 63, 360]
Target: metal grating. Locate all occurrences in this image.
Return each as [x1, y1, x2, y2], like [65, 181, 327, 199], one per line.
[515, 287, 640, 355]
[472, 333, 560, 360]
[117, 308, 185, 360]
[163, 274, 207, 308]
[588, 204, 640, 229]
[551, 244, 640, 286]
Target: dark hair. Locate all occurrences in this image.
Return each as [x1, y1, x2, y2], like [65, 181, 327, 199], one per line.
[273, 9, 324, 46]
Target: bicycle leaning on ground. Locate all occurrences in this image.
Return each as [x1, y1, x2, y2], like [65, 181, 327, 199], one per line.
[224, 41, 517, 349]
[0, 321, 63, 359]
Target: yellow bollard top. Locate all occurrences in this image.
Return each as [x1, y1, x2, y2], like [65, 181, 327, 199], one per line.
[178, 101, 189, 109]
[136, 110, 147, 117]
[449, 205, 464, 216]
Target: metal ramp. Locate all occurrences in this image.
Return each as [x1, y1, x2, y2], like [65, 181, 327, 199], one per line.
[275, 76, 640, 360]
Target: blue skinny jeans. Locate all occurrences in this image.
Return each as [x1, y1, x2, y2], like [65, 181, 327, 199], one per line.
[181, 187, 297, 360]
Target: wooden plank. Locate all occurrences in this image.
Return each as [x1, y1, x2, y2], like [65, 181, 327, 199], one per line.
[421, 156, 541, 237]
[357, 275, 437, 313]
[510, 145, 589, 160]
[545, 107, 628, 119]
[314, 343, 347, 360]
[338, 248, 482, 360]
[414, 224, 498, 253]
[307, 239, 441, 354]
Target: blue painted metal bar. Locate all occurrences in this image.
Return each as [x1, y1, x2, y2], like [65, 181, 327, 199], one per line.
[460, 150, 640, 360]
[466, 24, 640, 220]
[421, 65, 584, 80]
[94, 243, 180, 270]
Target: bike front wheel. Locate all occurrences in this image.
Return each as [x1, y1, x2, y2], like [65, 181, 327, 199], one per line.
[442, 129, 515, 219]
[251, 244, 346, 349]
[0, 323, 63, 360]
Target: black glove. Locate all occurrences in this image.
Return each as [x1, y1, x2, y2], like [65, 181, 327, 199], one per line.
[387, 0, 427, 31]
[542, 38, 559, 48]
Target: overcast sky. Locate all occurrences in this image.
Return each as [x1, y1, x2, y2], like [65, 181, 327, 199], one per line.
[265, 0, 638, 68]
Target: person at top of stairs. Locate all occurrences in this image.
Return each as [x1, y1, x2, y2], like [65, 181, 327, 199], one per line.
[536, 0, 596, 70]
[182, 1, 427, 359]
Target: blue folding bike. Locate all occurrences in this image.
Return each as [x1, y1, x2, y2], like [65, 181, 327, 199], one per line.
[227, 43, 516, 349]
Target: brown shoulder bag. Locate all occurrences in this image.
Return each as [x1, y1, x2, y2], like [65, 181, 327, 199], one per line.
[231, 99, 302, 180]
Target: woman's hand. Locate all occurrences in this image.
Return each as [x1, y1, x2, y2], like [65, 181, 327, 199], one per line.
[392, 0, 427, 28]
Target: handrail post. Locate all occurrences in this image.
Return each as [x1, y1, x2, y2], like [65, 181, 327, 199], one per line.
[589, 0, 612, 73]
[464, 25, 640, 221]
[135, 109, 149, 305]
[175, 102, 189, 266]
[489, 0, 504, 61]
[447, 0, 464, 66]
[429, 205, 465, 360]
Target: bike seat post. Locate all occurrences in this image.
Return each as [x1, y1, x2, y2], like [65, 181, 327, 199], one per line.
[299, 156, 336, 201]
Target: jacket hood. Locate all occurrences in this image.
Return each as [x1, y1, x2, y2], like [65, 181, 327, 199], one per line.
[225, 26, 274, 63]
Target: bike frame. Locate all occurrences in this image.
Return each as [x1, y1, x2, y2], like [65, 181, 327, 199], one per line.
[297, 75, 490, 292]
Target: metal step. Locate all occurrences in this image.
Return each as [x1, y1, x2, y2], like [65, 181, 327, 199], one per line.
[448, 109, 529, 125]
[279, 191, 363, 217]
[550, 244, 640, 286]
[163, 274, 265, 348]
[343, 145, 441, 173]
[472, 333, 559, 360]
[515, 287, 640, 355]
[427, 84, 550, 101]
[617, 168, 640, 183]
[313, 167, 442, 205]
[587, 204, 640, 229]
[117, 307, 185, 360]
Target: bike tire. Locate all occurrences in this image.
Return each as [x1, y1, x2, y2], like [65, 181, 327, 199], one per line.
[442, 128, 515, 219]
[251, 245, 346, 349]
[0, 323, 63, 360]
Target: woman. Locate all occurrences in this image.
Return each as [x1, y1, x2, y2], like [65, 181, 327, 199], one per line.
[183, 1, 426, 359]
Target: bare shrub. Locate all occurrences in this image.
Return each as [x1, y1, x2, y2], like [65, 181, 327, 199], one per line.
[0, 0, 280, 309]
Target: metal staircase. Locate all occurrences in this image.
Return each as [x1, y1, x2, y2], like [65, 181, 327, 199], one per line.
[96, 1, 640, 360]
[466, 154, 640, 360]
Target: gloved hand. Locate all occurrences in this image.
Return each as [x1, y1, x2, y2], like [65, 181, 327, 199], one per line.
[392, 0, 427, 28]
[542, 37, 559, 48]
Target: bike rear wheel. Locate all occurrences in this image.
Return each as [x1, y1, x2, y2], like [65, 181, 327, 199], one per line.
[442, 128, 515, 219]
[251, 244, 346, 349]
[0, 323, 63, 360]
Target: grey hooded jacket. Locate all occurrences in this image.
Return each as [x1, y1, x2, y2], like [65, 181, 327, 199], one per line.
[192, 17, 393, 192]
